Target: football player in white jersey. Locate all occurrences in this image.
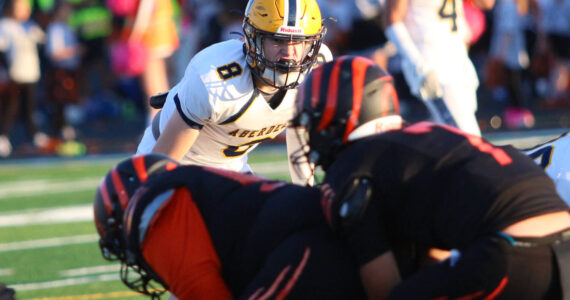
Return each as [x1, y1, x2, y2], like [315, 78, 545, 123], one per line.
[524, 131, 570, 205]
[383, 0, 495, 136]
[136, 0, 330, 184]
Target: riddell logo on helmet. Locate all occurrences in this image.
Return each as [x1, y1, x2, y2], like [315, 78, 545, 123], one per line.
[278, 26, 304, 34]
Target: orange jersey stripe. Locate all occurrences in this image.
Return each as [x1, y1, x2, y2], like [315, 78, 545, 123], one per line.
[141, 188, 232, 300]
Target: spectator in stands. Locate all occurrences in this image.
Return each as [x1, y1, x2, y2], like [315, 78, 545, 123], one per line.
[536, 0, 570, 104]
[122, 0, 180, 122]
[45, 0, 83, 149]
[68, 0, 113, 103]
[0, 0, 47, 157]
[488, 0, 535, 129]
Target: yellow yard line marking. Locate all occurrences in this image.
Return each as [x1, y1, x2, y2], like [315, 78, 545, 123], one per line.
[29, 290, 142, 300]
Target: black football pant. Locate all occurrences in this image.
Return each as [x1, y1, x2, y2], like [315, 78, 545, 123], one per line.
[388, 230, 570, 300]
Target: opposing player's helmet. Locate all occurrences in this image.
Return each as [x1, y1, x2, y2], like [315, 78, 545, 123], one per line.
[243, 0, 326, 89]
[290, 56, 401, 178]
[93, 154, 178, 261]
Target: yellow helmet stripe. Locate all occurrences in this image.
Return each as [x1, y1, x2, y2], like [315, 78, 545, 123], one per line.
[284, 0, 299, 27]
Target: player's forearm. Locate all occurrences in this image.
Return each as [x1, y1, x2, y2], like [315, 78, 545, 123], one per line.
[152, 113, 200, 162]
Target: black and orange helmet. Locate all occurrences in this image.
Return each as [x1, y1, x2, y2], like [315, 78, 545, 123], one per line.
[290, 56, 402, 174]
[93, 154, 178, 261]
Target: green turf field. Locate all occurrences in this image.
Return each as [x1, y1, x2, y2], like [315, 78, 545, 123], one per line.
[0, 146, 289, 299]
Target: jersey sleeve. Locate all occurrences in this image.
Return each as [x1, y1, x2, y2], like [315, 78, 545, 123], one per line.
[175, 64, 215, 129]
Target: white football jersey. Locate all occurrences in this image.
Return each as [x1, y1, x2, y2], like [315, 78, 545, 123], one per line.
[524, 132, 570, 205]
[137, 39, 332, 174]
[404, 0, 478, 87]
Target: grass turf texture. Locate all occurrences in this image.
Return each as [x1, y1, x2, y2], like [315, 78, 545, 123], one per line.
[0, 146, 289, 299]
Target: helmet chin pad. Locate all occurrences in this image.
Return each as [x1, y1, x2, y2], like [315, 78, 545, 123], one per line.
[262, 68, 304, 88]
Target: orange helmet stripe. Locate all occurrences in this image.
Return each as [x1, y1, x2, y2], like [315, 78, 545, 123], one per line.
[98, 176, 113, 215]
[317, 57, 346, 131]
[133, 155, 149, 183]
[111, 168, 129, 210]
[343, 57, 374, 142]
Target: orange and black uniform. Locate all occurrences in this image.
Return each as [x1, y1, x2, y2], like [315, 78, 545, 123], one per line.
[123, 166, 364, 300]
[323, 122, 570, 299]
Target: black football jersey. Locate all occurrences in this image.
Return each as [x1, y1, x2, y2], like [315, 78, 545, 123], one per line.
[324, 122, 568, 251]
[126, 165, 327, 293]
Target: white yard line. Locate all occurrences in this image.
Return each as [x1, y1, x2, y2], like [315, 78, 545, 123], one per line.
[59, 264, 121, 277]
[0, 161, 288, 201]
[9, 273, 120, 291]
[0, 268, 13, 276]
[0, 234, 98, 252]
[0, 162, 287, 230]
[0, 204, 93, 227]
[0, 178, 102, 200]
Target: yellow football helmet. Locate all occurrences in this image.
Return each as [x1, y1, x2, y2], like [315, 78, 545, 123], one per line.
[243, 0, 326, 89]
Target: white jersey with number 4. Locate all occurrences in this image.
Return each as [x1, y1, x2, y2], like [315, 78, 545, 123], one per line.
[404, 0, 478, 87]
[137, 39, 332, 174]
[524, 132, 570, 205]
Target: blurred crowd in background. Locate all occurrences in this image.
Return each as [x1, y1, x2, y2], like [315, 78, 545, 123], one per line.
[0, 0, 568, 159]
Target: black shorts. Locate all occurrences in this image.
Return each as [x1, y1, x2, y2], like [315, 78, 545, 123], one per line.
[388, 232, 566, 300]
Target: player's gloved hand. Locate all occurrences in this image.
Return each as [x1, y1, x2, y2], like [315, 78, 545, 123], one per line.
[402, 59, 443, 101]
[419, 68, 443, 100]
